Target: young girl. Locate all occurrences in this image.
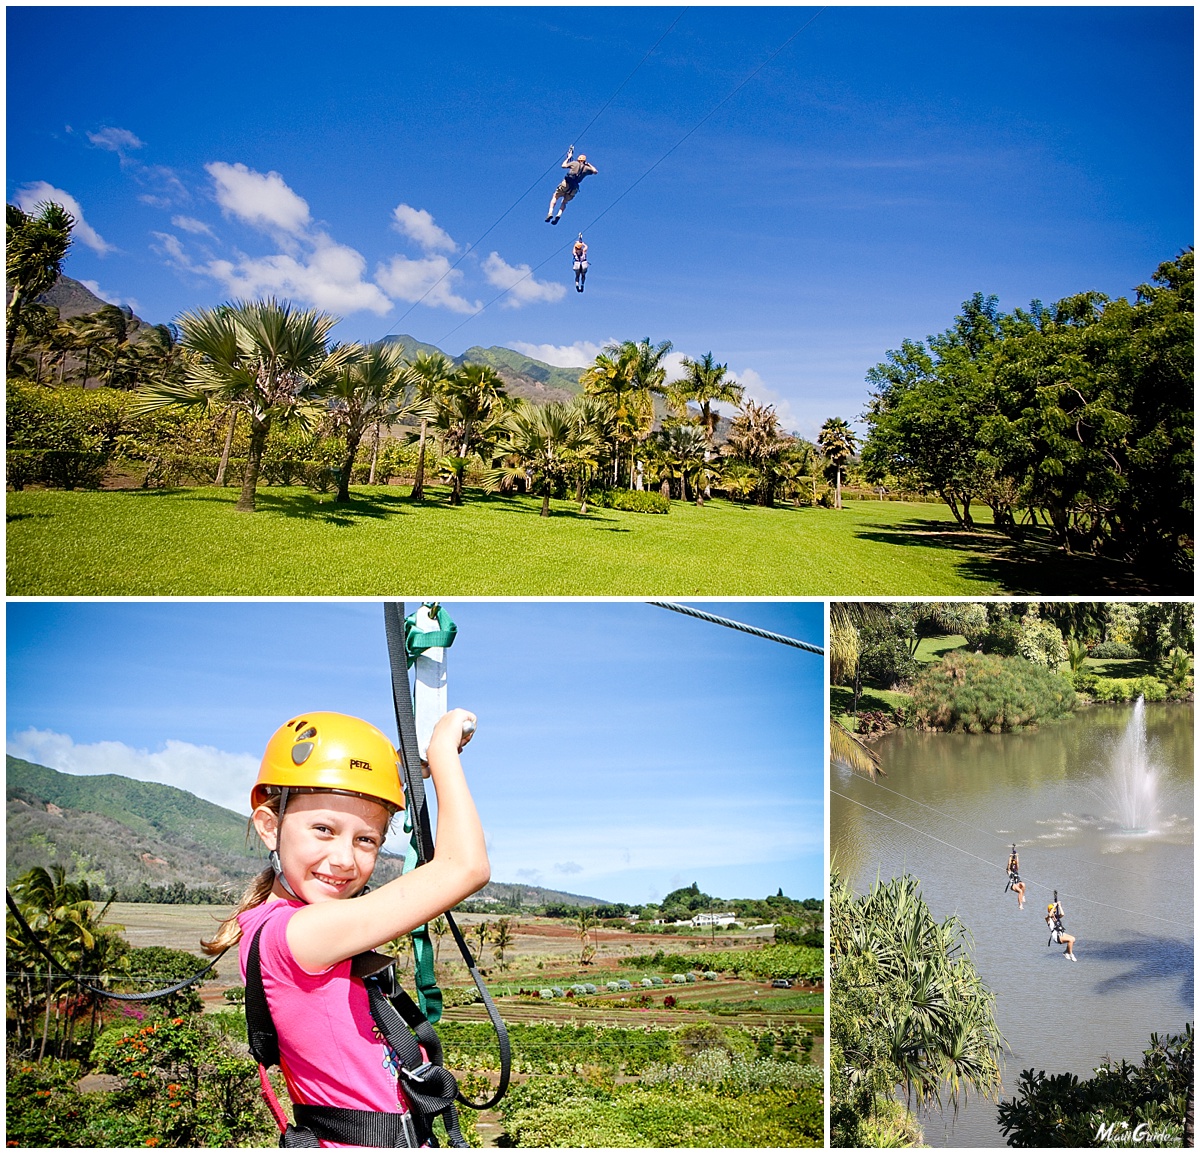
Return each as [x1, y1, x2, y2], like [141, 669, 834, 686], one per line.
[202, 709, 487, 1146]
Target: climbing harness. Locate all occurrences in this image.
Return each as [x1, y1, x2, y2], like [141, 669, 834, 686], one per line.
[573, 234, 589, 292]
[244, 910, 467, 1148]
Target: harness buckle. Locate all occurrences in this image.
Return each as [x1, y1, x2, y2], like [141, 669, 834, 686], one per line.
[400, 1109, 420, 1148]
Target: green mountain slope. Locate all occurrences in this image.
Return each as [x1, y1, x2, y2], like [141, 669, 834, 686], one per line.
[7, 756, 252, 855]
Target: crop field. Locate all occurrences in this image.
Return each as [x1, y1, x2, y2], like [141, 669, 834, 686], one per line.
[106, 904, 824, 1146]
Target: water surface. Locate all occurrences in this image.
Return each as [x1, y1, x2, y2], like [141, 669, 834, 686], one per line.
[831, 702, 1194, 1146]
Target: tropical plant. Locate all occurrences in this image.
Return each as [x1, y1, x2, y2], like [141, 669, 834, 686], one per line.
[674, 351, 744, 450]
[486, 397, 601, 516]
[323, 342, 425, 502]
[6, 199, 74, 369]
[435, 363, 508, 504]
[133, 297, 353, 512]
[405, 350, 457, 499]
[725, 400, 789, 505]
[830, 869, 1005, 1145]
[577, 907, 598, 966]
[817, 417, 858, 509]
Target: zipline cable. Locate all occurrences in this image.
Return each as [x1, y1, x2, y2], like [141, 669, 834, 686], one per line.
[649, 601, 823, 655]
[831, 788, 1193, 932]
[854, 774, 1166, 882]
[382, 9, 688, 339]
[435, 6, 827, 346]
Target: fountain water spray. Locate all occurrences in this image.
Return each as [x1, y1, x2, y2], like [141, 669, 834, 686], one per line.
[1106, 696, 1158, 833]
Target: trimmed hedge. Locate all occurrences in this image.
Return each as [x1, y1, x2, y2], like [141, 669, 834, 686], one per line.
[592, 489, 671, 514]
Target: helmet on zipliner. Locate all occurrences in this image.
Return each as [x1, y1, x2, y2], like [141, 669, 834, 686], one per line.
[252, 712, 405, 814]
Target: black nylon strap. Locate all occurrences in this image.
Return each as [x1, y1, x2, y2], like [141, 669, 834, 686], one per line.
[382, 601, 512, 1111]
[292, 1104, 420, 1148]
[6, 888, 227, 1001]
[244, 923, 280, 1068]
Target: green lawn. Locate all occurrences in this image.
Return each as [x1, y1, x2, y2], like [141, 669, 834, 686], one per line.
[5, 486, 1169, 596]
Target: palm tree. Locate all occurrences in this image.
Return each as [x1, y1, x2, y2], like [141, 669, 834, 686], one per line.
[486, 398, 601, 516]
[134, 297, 352, 512]
[830, 869, 1004, 1135]
[405, 350, 457, 500]
[581, 346, 638, 485]
[91, 304, 131, 388]
[435, 363, 508, 505]
[576, 907, 597, 966]
[8, 866, 120, 1059]
[324, 342, 423, 503]
[726, 400, 788, 505]
[818, 417, 858, 510]
[829, 603, 883, 781]
[491, 917, 514, 970]
[675, 351, 744, 453]
[65, 312, 109, 387]
[6, 200, 74, 370]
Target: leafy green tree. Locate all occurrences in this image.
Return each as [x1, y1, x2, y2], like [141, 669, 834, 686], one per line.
[996, 1026, 1192, 1147]
[6, 200, 74, 370]
[491, 917, 514, 970]
[134, 297, 352, 512]
[830, 869, 1004, 1145]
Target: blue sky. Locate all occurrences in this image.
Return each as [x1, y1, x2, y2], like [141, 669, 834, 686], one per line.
[7, 6, 1191, 440]
[6, 600, 826, 905]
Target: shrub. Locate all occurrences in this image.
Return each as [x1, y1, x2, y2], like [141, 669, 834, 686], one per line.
[913, 650, 1076, 732]
[591, 489, 670, 514]
[672, 974, 688, 984]
[1092, 640, 1139, 659]
[1091, 676, 1169, 703]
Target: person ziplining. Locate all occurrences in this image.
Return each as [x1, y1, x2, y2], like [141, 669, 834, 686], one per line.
[1004, 844, 1026, 909]
[1046, 891, 1077, 961]
[572, 234, 589, 292]
[546, 146, 597, 224]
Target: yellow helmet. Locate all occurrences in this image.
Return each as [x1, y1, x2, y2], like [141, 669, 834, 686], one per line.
[252, 712, 405, 813]
[1047, 903, 1055, 913]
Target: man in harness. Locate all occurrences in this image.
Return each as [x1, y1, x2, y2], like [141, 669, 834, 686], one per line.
[1045, 891, 1076, 961]
[546, 146, 597, 224]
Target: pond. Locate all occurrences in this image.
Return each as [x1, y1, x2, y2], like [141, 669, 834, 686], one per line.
[831, 700, 1194, 1147]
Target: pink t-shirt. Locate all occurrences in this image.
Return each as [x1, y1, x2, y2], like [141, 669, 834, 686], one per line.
[238, 899, 406, 1143]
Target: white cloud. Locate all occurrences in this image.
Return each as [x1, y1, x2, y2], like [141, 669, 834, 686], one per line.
[737, 367, 804, 436]
[12, 181, 115, 255]
[87, 126, 144, 156]
[481, 252, 567, 307]
[376, 254, 479, 314]
[79, 280, 139, 313]
[7, 729, 257, 817]
[206, 232, 392, 316]
[171, 215, 215, 237]
[206, 161, 311, 235]
[508, 339, 607, 368]
[151, 231, 196, 270]
[391, 204, 456, 253]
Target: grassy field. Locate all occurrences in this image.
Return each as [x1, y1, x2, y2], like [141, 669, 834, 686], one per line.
[6, 484, 1167, 595]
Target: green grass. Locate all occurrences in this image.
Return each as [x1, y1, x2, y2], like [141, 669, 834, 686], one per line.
[1085, 656, 1159, 679]
[913, 633, 969, 663]
[5, 486, 1168, 595]
[831, 686, 913, 731]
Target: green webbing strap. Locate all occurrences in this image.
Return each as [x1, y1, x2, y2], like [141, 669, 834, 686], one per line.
[402, 605, 457, 667]
[401, 813, 442, 1022]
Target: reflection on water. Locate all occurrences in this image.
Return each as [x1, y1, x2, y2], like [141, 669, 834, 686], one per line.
[831, 702, 1194, 1147]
